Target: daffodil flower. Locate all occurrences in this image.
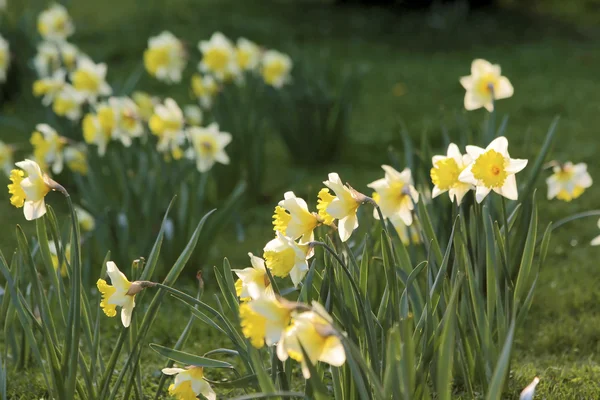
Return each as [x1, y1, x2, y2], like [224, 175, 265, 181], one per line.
[236, 37, 261, 72]
[0, 34, 9, 83]
[70, 57, 111, 103]
[59, 42, 78, 70]
[8, 160, 56, 220]
[458, 136, 528, 203]
[33, 69, 66, 106]
[261, 50, 292, 88]
[277, 301, 346, 378]
[186, 123, 231, 172]
[96, 261, 140, 328]
[546, 162, 592, 201]
[109, 96, 144, 146]
[263, 232, 313, 286]
[324, 173, 362, 242]
[143, 31, 187, 84]
[430, 143, 473, 204]
[30, 124, 66, 174]
[519, 377, 540, 400]
[591, 219, 600, 246]
[191, 74, 219, 109]
[198, 32, 238, 81]
[368, 165, 419, 226]
[37, 4, 74, 42]
[162, 366, 216, 400]
[83, 102, 115, 156]
[232, 253, 273, 300]
[240, 296, 294, 348]
[460, 59, 513, 112]
[34, 41, 61, 78]
[52, 84, 84, 121]
[132, 91, 158, 121]
[277, 191, 321, 243]
[64, 145, 88, 175]
[149, 98, 186, 160]
[0, 141, 14, 176]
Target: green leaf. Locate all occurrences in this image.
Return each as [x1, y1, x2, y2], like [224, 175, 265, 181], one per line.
[149, 344, 233, 368]
[485, 319, 516, 400]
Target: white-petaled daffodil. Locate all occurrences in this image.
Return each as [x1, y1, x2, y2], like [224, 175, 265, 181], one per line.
[82, 101, 115, 156]
[96, 261, 139, 328]
[368, 165, 419, 226]
[37, 3, 74, 42]
[33, 69, 66, 106]
[261, 50, 292, 88]
[232, 252, 273, 301]
[109, 96, 144, 146]
[430, 143, 473, 204]
[263, 231, 313, 287]
[0, 34, 9, 83]
[191, 73, 219, 109]
[30, 124, 66, 174]
[52, 84, 84, 120]
[275, 191, 321, 243]
[7, 159, 55, 220]
[149, 98, 186, 160]
[240, 296, 294, 348]
[546, 161, 592, 202]
[277, 301, 346, 379]
[143, 31, 187, 84]
[186, 123, 231, 172]
[236, 37, 261, 72]
[198, 32, 237, 81]
[458, 136, 528, 203]
[70, 57, 111, 103]
[460, 59, 513, 112]
[162, 366, 216, 400]
[323, 172, 362, 242]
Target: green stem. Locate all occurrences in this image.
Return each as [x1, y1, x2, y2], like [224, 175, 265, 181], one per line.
[550, 210, 600, 231]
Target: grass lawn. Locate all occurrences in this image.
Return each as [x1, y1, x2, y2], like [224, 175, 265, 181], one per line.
[2, 0, 600, 397]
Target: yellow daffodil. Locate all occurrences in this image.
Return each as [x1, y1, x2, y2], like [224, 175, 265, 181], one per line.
[64, 145, 88, 175]
[149, 98, 186, 160]
[30, 124, 66, 174]
[83, 102, 115, 156]
[263, 232, 313, 287]
[277, 191, 321, 243]
[240, 296, 294, 348]
[324, 173, 362, 242]
[96, 261, 138, 328]
[261, 50, 292, 88]
[0, 141, 14, 176]
[316, 188, 335, 226]
[75, 205, 95, 232]
[232, 252, 273, 300]
[368, 165, 419, 226]
[132, 91, 157, 121]
[460, 59, 513, 112]
[277, 301, 345, 378]
[8, 159, 53, 220]
[191, 74, 219, 109]
[34, 41, 61, 77]
[186, 123, 231, 172]
[48, 240, 69, 276]
[33, 69, 66, 106]
[52, 84, 84, 121]
[183, 104, 203, 126]
[162, 366, 216, 400]
[198, 32, 238, 81]
[458, 136, 528, 203]
[37, 4, 74, 42]
[0, 34, 9, 83]
[236, 37, 261, 71]
[591, 219, 600, 246]
[59, 41, 78, 70]
[519, 377, 540, 400]
[143, 31, 187, 84]
[546, 162, 592, 201]
[430, 143, 473, 204]
[109, 96, 144, 146]
[70, 57, 111, 103]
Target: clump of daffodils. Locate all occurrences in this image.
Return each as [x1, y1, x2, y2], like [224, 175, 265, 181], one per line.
[546, 161, 592, 202]
[0, 34, 9, 83]
[460, 58, 513, 112]
[144, 31, 187, 84]
[162, 366, 216, 400]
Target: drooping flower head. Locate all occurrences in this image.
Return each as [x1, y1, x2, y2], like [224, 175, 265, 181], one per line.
[191, 74, 219, 109]
[96, 261, 137, 327]
[368, 165, 419, 227]
[277, 301, 346, 378]
[460, 59, 513, 112]
[52, 84, 84, 121]
[186, 123, 231, 172]
[33, 69, 66, 106]
[236, 37, 261, 72]
[263, 231, 313, 287]
[37, 4, 74, 42]
[8, 160, 54, 220]
[323, 173, 362, 242]
[162, 366, 216, 400]
[546, 162, 592, 202]
[144, 31, 187, 84]
[430, 143, 473, 204]
[198, 32, 238, 81]
[458, 136, 528, 203]
[240, 296, 294, 348]
[232, 253, 272, 301]
[30, 124, 66, 174]
[70, 57, 112, 103]
[261, 50, 292, 88]
[149, 98, 186, 160]
[0, 34, 9, 83]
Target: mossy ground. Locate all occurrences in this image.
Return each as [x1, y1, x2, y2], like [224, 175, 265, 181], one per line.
[2, 0, 600, 398]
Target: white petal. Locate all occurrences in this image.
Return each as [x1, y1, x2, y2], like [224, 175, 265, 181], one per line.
[465, 145, 485, 159]
[289, 262, 309, 287]
[319, 337, 346, 367]
[458, 164, 478, 185]
[459, 76, 473, 90]
[161, 368, 185, 375]
[446, 143, 461, 161]
[591, 235, 600, 246]
[120, 296, 135, 328]
[505, 158, 528, 174]
[198, 381, 217, 400]
[326, 198, 348, 220]
[495, 77, 514, 100]
[488, 136, 508, 155]
[464, 91, 482, 111]
[338, 214, 358, 242]
[496, 174, 518, 200]
[106, 261, 130, 291]
[23, 200, 47, 220]
[519, 377, 540, 400]
[431, 186, 444, 198]
[475, 186, 492, 203]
